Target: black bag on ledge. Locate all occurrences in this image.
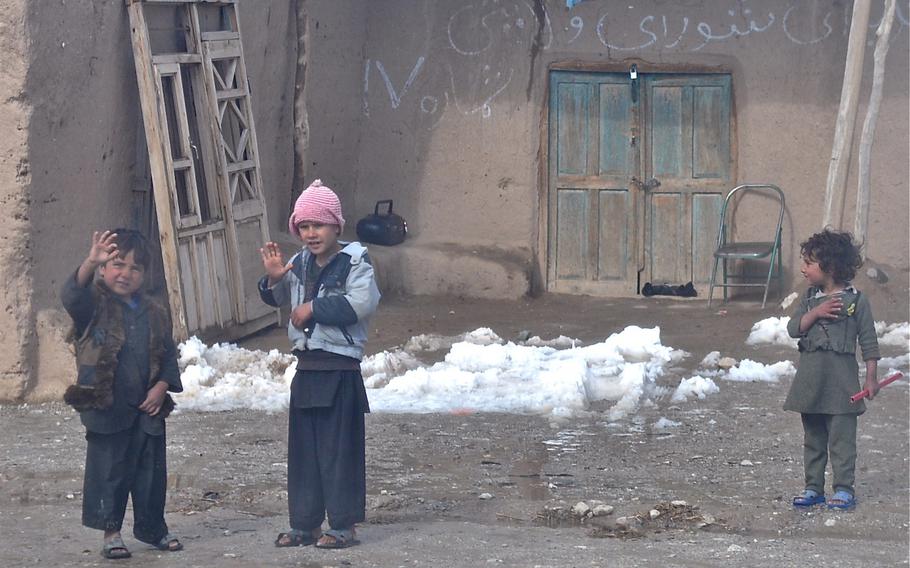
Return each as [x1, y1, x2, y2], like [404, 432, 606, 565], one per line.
[356, 200, 408, 246]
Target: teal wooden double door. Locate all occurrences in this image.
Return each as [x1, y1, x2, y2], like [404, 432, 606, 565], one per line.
[547, 71, 732, 296]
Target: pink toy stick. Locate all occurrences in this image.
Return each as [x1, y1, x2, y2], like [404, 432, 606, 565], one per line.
[850, 372, 904, 403]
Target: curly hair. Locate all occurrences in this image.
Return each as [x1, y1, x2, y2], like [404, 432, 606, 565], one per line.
[800, 229, 863, 284]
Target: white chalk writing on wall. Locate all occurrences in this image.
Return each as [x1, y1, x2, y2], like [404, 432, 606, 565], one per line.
[363, 1, 908, 126]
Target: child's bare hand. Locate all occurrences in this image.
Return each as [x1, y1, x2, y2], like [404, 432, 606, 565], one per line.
[812, 295, 843, 319]
[290, 302, 313, 330]
[863, 377, 880, 400]
[260, 242, 292, 283]
[88, 230, 119, 266]
[138, 381, 169, 416]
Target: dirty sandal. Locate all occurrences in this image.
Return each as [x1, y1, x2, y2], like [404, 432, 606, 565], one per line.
[827, 490, 856, 510]
[154, 533, 183, 552]
[275, 529, 318, 547]
[101, 536, 132, 559]
[792, 489, 825, 508]
[315, 527, 359, 549]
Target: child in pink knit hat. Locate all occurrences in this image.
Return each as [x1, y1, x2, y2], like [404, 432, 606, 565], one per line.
[259, 179, 380, 549]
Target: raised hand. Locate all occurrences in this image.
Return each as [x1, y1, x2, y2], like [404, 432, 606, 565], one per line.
[260, 242, 292, 284]
[88, 230, 119, 266]
[76, 230, 119, 286]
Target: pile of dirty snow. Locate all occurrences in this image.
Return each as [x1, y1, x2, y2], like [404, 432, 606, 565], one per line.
[173, 321, 830, 418]
[175, 337, 295, 412]
[362, 326, 684, 420]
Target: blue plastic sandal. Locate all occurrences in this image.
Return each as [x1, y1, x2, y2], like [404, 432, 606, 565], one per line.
[792, 489, 825, 508]
[827, 490, 856, 510]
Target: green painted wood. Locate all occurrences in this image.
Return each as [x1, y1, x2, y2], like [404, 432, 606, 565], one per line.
[557, 82, 588, 176]
[693, 84, 730, 179]
[651, 86, 683, 178]
[644, 74, 731, 288]
[548, 71, 730, 295]
[597, 189, 630, 280]
[598, 84, 632, 176]
[649, 192, 684, 283]
[556, 188, 589, 279]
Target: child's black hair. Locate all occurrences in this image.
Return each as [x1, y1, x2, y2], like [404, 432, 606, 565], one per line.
[110, 228, 151, 269]
[800, 228, 863, 284]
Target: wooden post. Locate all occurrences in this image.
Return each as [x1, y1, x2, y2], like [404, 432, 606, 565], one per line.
[127, 1, 190, 340]
[822, 0, 872, 229]
[854, 0, 896, 256]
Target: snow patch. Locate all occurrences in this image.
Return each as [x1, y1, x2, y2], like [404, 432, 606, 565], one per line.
[745, 317, 797, 348]
[672, 376, 720, 402]
[723, 358, 795, 383]
[175, 337, 295, 413]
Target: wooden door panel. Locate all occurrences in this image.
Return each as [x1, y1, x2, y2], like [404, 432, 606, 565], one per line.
[556, 189, 589, 280]
[129, 1, 276, 340]
[598, 84, 633, 176]
[648, 192, 685, 283]
[236, 218, 273, 321]
[650, 86, 686, 179]
[548, 71, 638, 294]
[644, 75, 731, 290]
[556, 83, 589, 176]
[597, 190, 631, 280]
[693, 86, 730, 179]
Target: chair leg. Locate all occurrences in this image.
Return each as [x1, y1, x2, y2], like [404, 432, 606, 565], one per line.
[722, 259, 729, 303]
[708, 256, 720, 307]
[777, 244, 783, 301]
[761, 249, 777, 309]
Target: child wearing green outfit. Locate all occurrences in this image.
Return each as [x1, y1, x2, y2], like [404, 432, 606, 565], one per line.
[785, 229, 880, 511]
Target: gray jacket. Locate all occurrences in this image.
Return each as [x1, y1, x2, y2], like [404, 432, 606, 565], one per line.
[259, 242, 380, 360]
[786, 286, 879, 360]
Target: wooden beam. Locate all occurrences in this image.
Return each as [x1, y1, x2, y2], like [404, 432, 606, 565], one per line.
[128, 2, 190, 340]
[854, 0, 896, 256]
[152, 53, 202, 65]
[822, 0, 872, 229]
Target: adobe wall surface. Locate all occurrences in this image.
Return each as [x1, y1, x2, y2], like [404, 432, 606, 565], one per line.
[0, 0, 35, 400]
[348, 1, 909, 287]
[293, 0, 368, 229]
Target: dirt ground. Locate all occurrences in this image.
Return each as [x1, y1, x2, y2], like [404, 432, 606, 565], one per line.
[1, 293, 908, 567]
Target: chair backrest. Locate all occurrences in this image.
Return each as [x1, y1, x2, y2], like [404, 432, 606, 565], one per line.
[715, 184, 785, 249]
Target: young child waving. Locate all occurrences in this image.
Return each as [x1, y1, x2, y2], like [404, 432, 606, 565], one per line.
[259, 179, 380, 549]
[785, 229, 880, 511]
[61, 229, 184, 559]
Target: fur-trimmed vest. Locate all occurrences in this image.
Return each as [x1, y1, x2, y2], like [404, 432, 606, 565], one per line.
[63, 283, 175, 417]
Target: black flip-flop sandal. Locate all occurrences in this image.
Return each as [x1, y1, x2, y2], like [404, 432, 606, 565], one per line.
[154, 533, 184, 552]
[101, 536, 132, 559]
[315, 528, 359, 549]
[275, 529, 318, 547]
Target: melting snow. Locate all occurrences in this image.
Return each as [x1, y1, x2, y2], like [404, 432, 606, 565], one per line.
[746, 317, 797, 347]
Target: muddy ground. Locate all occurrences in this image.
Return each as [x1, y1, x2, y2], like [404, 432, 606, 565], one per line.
[1, 294, 908, 567]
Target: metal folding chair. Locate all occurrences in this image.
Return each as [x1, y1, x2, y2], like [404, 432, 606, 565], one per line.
[707, 184, 785, 309]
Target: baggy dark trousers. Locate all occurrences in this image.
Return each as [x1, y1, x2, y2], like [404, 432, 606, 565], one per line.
[288, 373, 366, 531]
[801, 413, 858, 495]
[82, 421, 169, 543]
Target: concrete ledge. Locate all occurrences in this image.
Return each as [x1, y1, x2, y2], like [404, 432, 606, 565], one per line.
[271, 233, 532, 299]
[367, 241, 533, 299]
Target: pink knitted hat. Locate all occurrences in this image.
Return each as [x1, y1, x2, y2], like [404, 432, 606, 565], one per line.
[288, 179, 345, 238]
